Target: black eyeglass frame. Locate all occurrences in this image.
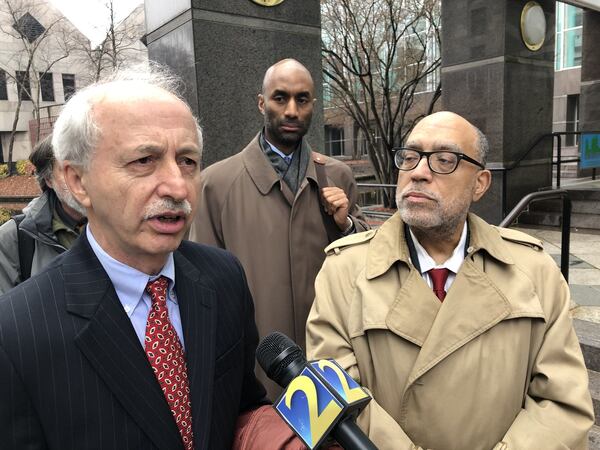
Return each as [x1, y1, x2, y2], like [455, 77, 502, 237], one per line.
[393, 148, 486, 174]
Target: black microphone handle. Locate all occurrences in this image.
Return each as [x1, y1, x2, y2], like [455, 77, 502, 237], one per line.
[332, 418, 379, 450]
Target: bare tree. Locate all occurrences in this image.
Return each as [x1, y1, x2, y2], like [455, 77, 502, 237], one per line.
[77, 1, 146, 83]
[322, 0, 441, 206]
[0, 0, 76, 173]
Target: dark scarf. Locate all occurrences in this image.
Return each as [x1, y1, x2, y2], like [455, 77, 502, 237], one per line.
[260, 131, 310, 194]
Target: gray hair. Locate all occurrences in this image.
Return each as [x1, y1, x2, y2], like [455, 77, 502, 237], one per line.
[474, 126, 489, 166]
[29, 134, 54, 191]
[52, 61, 203, 169]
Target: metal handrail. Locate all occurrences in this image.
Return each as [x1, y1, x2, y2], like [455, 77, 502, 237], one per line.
[483, 130, 598, 215]
[499, 189, 572, 282]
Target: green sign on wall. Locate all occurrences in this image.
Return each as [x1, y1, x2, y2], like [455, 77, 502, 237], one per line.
[580, 133, 600, 169]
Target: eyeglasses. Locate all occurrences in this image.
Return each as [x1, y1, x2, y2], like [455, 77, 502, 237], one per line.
[394, 148, 485, 174]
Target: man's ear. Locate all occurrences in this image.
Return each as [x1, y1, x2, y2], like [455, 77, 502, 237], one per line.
[257, 94, 265, 115]
[63, 162, 91, 209]
[44, 176, 54, 190]
[472, 169, 492, 202]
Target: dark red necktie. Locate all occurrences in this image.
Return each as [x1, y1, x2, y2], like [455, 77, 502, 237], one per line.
[428, 268, 450, 302]
[145, 276, 194, 450]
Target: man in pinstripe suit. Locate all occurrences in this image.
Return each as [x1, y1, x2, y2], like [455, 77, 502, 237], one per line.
[0, 65, 267, 449]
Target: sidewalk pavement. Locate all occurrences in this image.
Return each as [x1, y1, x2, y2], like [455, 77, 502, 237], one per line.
[515, 226, 600, 323]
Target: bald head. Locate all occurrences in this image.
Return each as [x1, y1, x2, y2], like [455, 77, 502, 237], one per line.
[410, 111, 488, 165]
[261, 59, 314, 96]
[258, 58, 316, 153]
[396, 110, 492, 242]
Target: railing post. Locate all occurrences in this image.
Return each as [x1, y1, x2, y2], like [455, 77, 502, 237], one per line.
[502, 170, 507, 217]
[556, 133, 562, 188]
[561, 195, 572, 283]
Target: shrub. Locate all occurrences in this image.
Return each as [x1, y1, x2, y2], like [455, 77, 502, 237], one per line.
[0, 208, 13, 225]
[16, 160, 35, 176]
[0, 164, 7, 178]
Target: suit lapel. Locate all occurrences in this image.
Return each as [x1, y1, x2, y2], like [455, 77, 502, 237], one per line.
[174, 251, 217, 450]
[66, 235, 183, 450]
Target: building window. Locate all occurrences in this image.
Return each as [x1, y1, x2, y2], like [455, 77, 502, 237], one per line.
[325, 126, 345, 156]
[565, 94, 579, 147]
[16, 71, 31, 101]
[62, 74, 75, 101]
[357, 126, 381, 157]
[0, 70, 7, 100]
[555, 2, 582, 70]
[394, 14, 440, 94]
[13, 13, 45, 43]
[40, 72, 54, 102]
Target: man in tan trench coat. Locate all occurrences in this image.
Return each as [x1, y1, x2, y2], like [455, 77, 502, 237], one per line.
[306, 111, 594, 449]
[189, 59, 368, 397]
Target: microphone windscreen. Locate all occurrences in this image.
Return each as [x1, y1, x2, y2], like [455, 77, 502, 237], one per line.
[256, 332, 306, 387]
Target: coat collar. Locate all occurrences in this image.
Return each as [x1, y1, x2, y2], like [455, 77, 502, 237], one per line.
[366, 212, 514, 280]
[65, 235, 217, 450]
[241, 133, 317, 195]
[364, 213, 543, 387]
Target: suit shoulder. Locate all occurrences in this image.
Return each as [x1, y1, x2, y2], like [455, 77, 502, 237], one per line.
[493, 226, 544, 251]
[0, 265, 64, 325]
[324, 229, 377, 255]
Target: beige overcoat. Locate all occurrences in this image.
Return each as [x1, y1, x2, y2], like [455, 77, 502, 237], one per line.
[307, 212, 594, 450]
[189, 134, 368, 396]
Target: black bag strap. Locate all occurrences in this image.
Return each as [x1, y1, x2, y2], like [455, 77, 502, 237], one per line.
[13, 214, 35, 282]
[313, 153, 343, 243]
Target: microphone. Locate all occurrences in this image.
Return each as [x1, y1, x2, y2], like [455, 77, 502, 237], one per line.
[257, 332, 378, 450]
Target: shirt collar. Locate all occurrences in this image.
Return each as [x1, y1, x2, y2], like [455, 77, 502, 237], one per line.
[409, 221, 467, 274]
[86, 226, 177, 317]
[264, 137, 294, 162]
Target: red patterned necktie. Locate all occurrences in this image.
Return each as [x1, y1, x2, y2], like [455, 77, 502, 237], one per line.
[145, 276, 194, 449]
[428, 268, 450, 302]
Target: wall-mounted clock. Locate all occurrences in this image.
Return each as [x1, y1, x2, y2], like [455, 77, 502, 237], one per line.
[520, 1, 546, 51]
[250, 0, 285, 6]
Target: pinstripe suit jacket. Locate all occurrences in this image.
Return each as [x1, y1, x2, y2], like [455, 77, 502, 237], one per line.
[0, 233, 267, 450]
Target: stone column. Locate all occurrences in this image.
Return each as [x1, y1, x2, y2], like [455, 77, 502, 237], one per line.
[580, 10, 600, 133]
[441, 0, 556, 224]
[144, 0, 323, 167]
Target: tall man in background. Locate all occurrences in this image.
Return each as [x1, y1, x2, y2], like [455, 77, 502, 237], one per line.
[190, 58, 368, 396]
[307, 111, 594, 449]
[0, 65, 267, 450]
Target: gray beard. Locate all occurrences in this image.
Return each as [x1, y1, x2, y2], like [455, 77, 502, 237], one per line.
[54, 187, 86, 217]
[396, 189, 469, 238]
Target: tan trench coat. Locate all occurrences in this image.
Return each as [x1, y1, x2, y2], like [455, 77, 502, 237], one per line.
[189, 134, 368, 396]
[306, 212, 594, 450]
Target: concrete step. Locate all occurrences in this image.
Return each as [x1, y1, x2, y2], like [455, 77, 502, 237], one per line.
[574, 320, 600, 373]
[574, 319, 600, 433]
[518, 210, 600, 229]
[589, 369, 600, 427]
[591, 424, 600, 450]
[526, 198, 599, 214]
[515, 187, 600, 230]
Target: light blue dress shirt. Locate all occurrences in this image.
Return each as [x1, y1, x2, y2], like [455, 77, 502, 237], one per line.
[86, 226, 185, 349]
[265, 138, 294, 164]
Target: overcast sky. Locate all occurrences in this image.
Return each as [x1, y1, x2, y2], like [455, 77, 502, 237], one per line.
[49, 0, 143, 45]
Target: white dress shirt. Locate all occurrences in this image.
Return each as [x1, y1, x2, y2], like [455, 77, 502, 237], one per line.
[409, 221, 468, 292]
